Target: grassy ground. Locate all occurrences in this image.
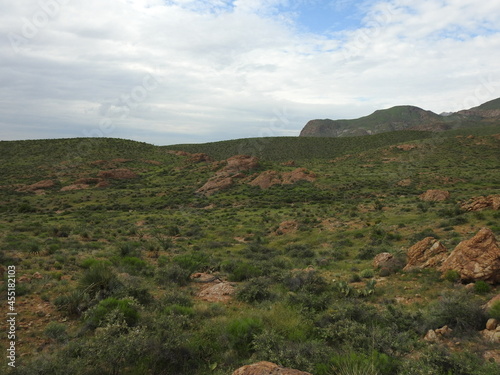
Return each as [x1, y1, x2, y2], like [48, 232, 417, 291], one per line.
[1, 126, 500, 374]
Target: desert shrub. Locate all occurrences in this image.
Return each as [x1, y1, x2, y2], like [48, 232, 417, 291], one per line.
[425, 289, 487, 333]
[357, 247, 376, 260]
[359, 268, 375, 279]
[474, 280, 491, 294]
[54, 290, 88, 317]
[44, 322, 68, 343]
[84, 297, 139, 329]
[173, 252, 210, 273]
[226, 317, 263, 356]
[399, 344, 500, 375]
[443, 269, 460, 283]
[155, 263, 191, 286]
[252, 330, 332, 374]
[285, 244, 315, 258]
[488, 301, 500, 320]
[120, 256, 149, 275]
[228, 262, 262, 281]
[79, 263, 121, 298]
[117, 241, 141, 257]
[237, 277, 274, 303]
[284, 270, 329, 295]
[410, 229, 439, 243]
[329, 350, 397, 375]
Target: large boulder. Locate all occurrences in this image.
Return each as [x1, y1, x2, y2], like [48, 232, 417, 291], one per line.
[419, 189, 450, 202]
[232, 361, 312, 375]
[461, 195, 500, 211]
[403, 237, 448, 271]
[439, 228, 500, 283]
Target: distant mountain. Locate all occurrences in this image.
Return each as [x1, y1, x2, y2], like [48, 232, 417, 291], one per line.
[300, 97, 500, 137]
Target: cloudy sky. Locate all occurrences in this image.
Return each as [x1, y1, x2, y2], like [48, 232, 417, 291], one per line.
[1, 0, 499, 145]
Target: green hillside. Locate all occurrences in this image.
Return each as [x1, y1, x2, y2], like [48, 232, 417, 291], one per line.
[1, 125, 500, 375]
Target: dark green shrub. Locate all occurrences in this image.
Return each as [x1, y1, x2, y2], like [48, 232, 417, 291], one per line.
[79, 263, 121, 298]
[488, 301, 500, 320]
[120, 256, 148, 274]
[474, 280, 491, 294]
[443, 269, 460, 283]
[44, 322, 68, 343]
[226, 317, 263, 356]
[285, 244, 315, 258]
[237, 277, 274, 303]
[173, 252, 209, 273]
[118, 241, 141, 257]
[155, 263, 191, 286]
[426, 290, 486, 333]
[85, 297, 139, 328]
[228, 262, 262, 281]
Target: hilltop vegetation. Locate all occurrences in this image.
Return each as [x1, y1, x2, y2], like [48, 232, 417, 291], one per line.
[299, 97, 500, 138]
[1, 125, 500, 375]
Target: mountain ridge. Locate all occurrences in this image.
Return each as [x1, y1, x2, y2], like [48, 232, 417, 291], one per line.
[300, 97, 500, 137]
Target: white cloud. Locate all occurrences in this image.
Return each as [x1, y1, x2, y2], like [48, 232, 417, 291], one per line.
[0, 0, 499, 145]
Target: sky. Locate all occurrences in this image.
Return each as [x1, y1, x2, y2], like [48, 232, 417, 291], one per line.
[1, 0, 500, 145]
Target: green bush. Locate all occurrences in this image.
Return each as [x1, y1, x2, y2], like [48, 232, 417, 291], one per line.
[426, 290, 486, 333]
[488, 301, 500, 320]
[237, 277, 274, 303]
[228, 262, 262, 281]
[474, 280, 491, 294]
[226, 317, 264, 356]
[443, 269, 461, 283]
[360, 269, 375, 279]
[44, 322, 68, 343]
[79, 263, 121, 298]
[84, 297, 139, 328]
[155, 263, 191, 286]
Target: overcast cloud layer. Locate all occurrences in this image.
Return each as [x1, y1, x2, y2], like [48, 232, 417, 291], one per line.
[1, 0, 500, 145]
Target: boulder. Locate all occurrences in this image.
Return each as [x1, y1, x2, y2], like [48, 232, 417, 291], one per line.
[373, 253, 394, 269]
[486, 319, 498, 331]
[223, 155, 259, 174]
[232, 361, 312, 375]
[249, 170, 282, 189]
[439, 228, 500, 283]
[419, 189, 450, 202]
[197, 282, 235, 302]
[461, 195, 500, 211]
[196, 176, 233, 196]
[403, 237, 448, 271]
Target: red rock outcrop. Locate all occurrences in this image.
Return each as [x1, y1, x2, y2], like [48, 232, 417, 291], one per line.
[461, 195, 500, 211]
[419, 189, 450, 202]
[439, 228, 500, 283]
[403, 237, 448, 271]
[249, 168, 317, 189]
[232, 361, 312, 375]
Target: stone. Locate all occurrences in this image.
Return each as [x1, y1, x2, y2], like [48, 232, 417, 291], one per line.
[197, 282, 235, 302]
[486, 318, 498, 331]
[435, 325, 452, 336]
[403, 237, 448, 271]
[461, 195, 500, 212]
[419, 189, 450, 202]
[439, 228, 500, 283]
[232, 361, 312, 375]
[373, 252, 393, 269]
[424, 329, 438, 342]
[32, 272, 43, 279]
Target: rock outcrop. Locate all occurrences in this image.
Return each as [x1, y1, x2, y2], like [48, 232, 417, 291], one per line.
[404, 237, 448, 271]
[197, 155, 259, 196]
[373, 253, 394, 269]
[461, 195, 500, 211]
[481, 319, 500, 343]
[232, 361, 312, 375]
[419, 189, 450, 202]
[249, 168, 317, 189]
[439, 228, 500, 283]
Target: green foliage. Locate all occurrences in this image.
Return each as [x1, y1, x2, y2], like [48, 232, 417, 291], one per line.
[425, 289, 487, 333]
[488, 301, 500, 320]
[443, 269, 460, 283]
[228, 262, 262, 281]
[43, 322, 68, 343]
[79, 263, 121, 298]
[474, 280, 492, 294]
[84, 297, 139, 328]
[237, 277, 274, 303]
[226, 317, 263, 356]
[330, 351, 397, 375]
[155, 263, 191, 286]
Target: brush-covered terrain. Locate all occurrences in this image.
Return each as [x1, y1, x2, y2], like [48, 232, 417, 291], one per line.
[1, 125, 500, 375]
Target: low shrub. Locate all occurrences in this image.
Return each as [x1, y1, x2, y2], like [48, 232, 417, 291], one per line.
[237, 277, 274, 303]
[84, 297, 139, 328]
[474, 280, 491, 294]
